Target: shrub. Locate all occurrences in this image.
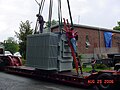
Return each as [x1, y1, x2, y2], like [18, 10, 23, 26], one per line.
[95, 64, 108, 69]
[78, 54, 84, 59]
[22, 58, 26, 65]
[82, 64, 87, 68]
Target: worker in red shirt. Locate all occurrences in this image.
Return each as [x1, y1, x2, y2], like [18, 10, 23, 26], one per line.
[67, 28, 77, 55]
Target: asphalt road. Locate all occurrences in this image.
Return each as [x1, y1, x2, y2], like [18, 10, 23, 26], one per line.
[0, 72, 92, 90]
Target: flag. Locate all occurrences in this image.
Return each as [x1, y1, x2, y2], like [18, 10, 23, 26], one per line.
[104, 32, 112, 48]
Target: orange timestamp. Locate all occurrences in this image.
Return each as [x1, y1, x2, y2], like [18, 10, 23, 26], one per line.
[87, 79, 114, 84]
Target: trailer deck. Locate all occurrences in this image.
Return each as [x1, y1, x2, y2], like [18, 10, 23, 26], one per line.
[3, 65, 120, 90]
[4, 66, 94, 87]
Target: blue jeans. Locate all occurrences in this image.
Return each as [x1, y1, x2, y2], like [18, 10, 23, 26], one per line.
[70, 38, 77, 53]
[40, 24, 43, 33]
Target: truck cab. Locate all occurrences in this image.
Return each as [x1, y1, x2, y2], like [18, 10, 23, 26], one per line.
[114, 63, 120, 71]
[107, 54, 120, 70]
[0, 43, 4, 56]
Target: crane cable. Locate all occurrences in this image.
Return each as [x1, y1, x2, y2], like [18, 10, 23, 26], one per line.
[34, 0, 45, 34]
[39, 0, 45, 15]
[58, 0, 62, 33]
[48, 0, 53, 32]
[67, 0, 74, 29]
[35, 0, 45, 15]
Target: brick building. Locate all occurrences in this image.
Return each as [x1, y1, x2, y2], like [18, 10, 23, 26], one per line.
[51, 24, 120, 60]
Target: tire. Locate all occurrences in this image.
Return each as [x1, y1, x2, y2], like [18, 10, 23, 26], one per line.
[114, 63, 120, 71]
[96, 73, 114, 90]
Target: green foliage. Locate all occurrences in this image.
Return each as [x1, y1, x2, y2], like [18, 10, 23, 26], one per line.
[15, 20, 33, 59]
[82, 67, 108, 72]
[4, 37, 19, 54]
[113, 21, 120, 31]
[95, 64, 108, 69]
[82, 64, 87, 68]
[45, 19, 58, 28]
[21, 58, 26, 65]
[78, 54, 84, 59]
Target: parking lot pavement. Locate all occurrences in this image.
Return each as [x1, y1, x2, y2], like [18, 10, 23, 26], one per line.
[0, 72, 92, 90]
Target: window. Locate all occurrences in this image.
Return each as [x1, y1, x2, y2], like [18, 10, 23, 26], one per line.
[86, 34, 90, 49]
[0, 48, 4, 54]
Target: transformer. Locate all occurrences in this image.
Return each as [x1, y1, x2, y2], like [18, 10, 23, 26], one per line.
[26, 32, 73, 71]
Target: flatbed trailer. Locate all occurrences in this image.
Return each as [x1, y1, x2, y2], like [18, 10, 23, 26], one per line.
[4, 66, 89, 86]
[4, 66, 120, 90]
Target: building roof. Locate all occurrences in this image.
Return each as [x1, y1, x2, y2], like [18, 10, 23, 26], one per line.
[51, 24, 120, 33]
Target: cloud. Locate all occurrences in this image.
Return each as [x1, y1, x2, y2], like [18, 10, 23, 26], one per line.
[74, 0, 120, 29]
[0, 0, 37, 42]
[0, 0, 120, 42]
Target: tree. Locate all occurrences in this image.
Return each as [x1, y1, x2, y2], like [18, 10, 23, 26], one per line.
[15, 20, 33, 59]
[113, 21, 120, 31]
[45, 19, 58, 28]
[4, 37, 19, 54]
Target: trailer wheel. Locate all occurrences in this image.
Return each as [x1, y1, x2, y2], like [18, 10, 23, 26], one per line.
[114, 63, 120, 71]
[96, 73, 114, 90]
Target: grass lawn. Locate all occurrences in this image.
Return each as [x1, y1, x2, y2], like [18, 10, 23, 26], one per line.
[75, 65, 112, 73]
[82, 67, 109, 72]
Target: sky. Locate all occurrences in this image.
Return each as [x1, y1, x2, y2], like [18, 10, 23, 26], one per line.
[0, 0, 120, 42]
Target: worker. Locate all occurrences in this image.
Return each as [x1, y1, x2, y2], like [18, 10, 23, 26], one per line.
[68, 28, 77, 55]
[74, 31, 78, 40]
[74, 31, 78, 55]
[63, 27, 78, 55]
[36, 14, 45, 33]
[91, 57, 96, 73]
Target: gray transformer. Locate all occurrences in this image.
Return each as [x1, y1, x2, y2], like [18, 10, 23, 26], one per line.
[26, 33, 73, 71]
[57, 33, 73, 71]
